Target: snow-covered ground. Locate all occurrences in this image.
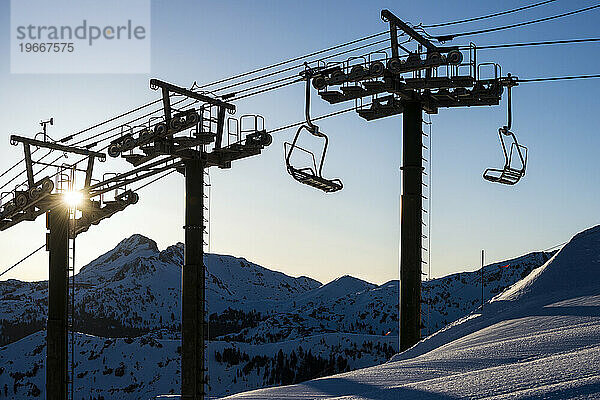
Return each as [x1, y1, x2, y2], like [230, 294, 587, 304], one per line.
[0, 233, 559, 398]
[224, 225, 600, 399]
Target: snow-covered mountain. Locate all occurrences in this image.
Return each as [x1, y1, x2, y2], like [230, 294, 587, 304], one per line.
[225, 251, 553, 344]
[224, 225, 600, 399]
[0, 234, 552, 347]
[0, 234, 321, 345]
[0, 233, 554, 398]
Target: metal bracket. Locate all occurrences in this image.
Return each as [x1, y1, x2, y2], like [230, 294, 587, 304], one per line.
[10, 135, 106, 161]
[1, 135, 106, 228]
[381, 10, 458, 54]
[382, 9, 438, 53]
[214, 106, 226, 150]
[147, 79, 236, 156]
[150, 79, 236, 114]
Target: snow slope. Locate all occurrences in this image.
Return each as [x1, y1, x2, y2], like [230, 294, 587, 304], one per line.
[0, 234, 555, 398]
[224, 225, 600, 399]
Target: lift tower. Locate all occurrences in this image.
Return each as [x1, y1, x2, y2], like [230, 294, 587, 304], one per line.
[2, 76, 270, 399]
[101, 78, 272, 399]
[0, 134, 141, 400]
[302, 9, 517, 350]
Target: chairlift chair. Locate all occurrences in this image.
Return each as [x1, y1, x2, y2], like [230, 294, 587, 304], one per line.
[285, 125, 343, 193]
[483, 75, 528, 185]
[483, 127, 528, 185]
[284, 68, 343, 193]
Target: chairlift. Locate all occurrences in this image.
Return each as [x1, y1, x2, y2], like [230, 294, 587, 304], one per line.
[284, 68, 343, 193]
[483, 76, 528, 185]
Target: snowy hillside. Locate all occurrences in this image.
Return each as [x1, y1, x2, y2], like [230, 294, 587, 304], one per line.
[0, 234, 552, 347]
[0, 236, 397, 399]
[227, 251, 552, 344]
[0, 233, 555, 398]
[421, 250, 552, 335]
[0, 330, 397, 399]
[224, 225, 600, 399]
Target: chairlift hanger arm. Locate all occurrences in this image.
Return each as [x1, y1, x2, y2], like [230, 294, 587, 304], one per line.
[483, 73, 527, 186]
[501, 73, 519, 131]
[295, 66, 320, 132]
[303, 74, 318, 132]
[284, 68, 343, 193]
[506, 84, 512, 131]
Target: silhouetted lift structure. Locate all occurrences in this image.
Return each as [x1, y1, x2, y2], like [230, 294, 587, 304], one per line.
[0, 8, 532, 399]
[284, 9, 527, 351]
[0, 134, 140, 400]
[0, 79, 271, 400]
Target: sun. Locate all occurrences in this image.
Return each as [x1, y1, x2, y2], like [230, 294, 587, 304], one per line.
[63, 190, 84, 208]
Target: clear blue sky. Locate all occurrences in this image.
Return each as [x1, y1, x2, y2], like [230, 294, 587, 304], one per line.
[0, 0, 599, 285]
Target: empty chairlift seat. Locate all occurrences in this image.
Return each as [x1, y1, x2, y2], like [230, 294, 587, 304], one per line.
[285, 125, 343, 193]
[483, 127, 528, 185]
[483, 75, 527, 186]
[284, 68, 344, 193]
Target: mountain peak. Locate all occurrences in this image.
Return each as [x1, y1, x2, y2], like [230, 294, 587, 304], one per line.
[294, 275, 375, 305]
[329, 275, 375, 291]
[159, 243, 184, 264]
[77, 234, 159, 282]
[116, 234, 159, 254]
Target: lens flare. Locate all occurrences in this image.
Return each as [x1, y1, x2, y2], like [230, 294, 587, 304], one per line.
[63, 191, 83, 207]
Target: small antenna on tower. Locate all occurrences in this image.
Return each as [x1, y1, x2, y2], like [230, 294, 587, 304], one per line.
[40, 118, 54, 142]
